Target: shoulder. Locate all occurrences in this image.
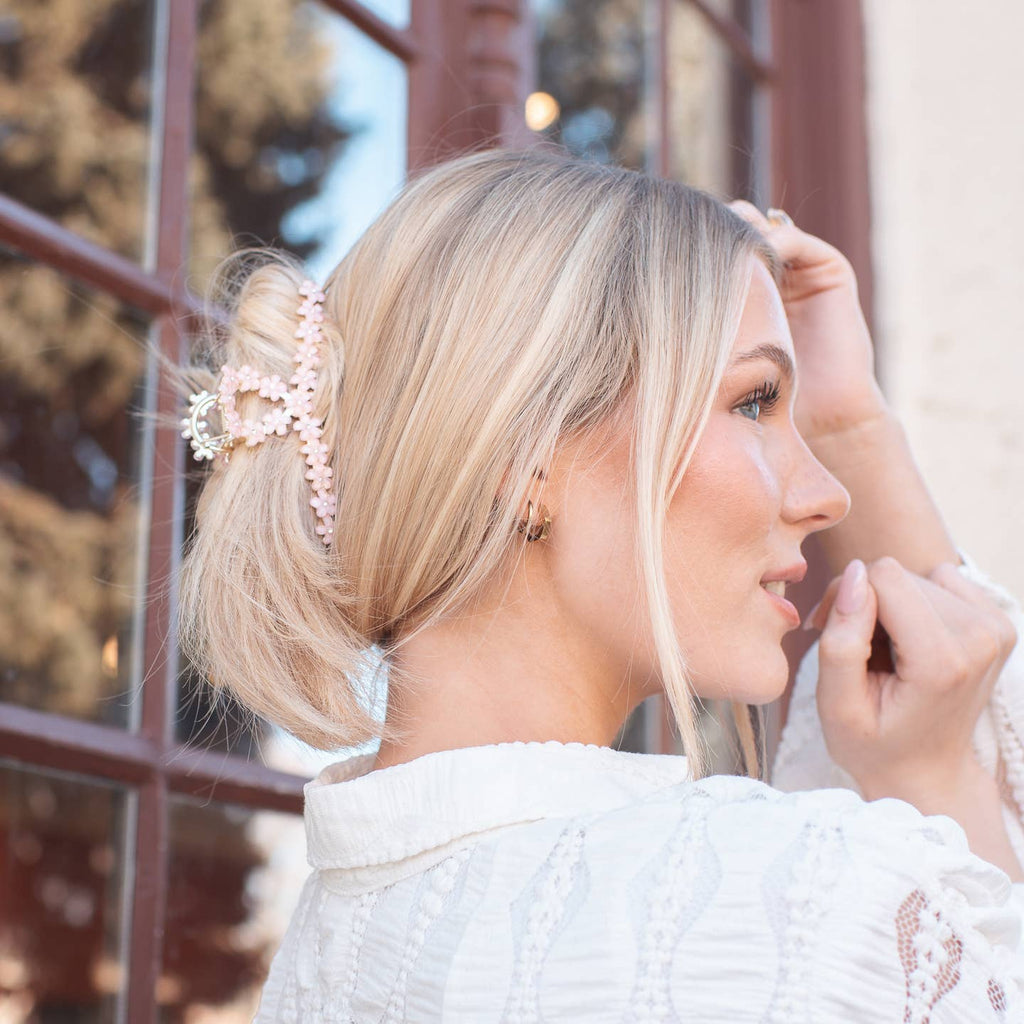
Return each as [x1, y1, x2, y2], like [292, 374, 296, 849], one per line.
[483, 776, 1023, 1020]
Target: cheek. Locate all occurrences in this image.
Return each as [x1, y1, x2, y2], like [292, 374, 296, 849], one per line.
[662, 427, 789, 699]
[667, 430, 781, 572]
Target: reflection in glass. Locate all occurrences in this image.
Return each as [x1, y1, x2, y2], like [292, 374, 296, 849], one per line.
[159, 797, 308, 1023]
[0, 0, 160, 264]
[533, 0, 655, 169]
[175, 449, 384, 773]
[0, 252, 151, 729]
[667, 0, 748, 197]
[189, 0, 409, 289]
[357, 0, 411, 30]
[0, 760, 132, 1023]
[175, 541, 385, 775]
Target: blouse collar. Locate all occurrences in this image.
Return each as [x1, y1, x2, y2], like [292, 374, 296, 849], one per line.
[303, 740, 691, 871]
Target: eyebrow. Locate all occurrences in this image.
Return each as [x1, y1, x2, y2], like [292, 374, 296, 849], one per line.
[729, 343, 795, 383]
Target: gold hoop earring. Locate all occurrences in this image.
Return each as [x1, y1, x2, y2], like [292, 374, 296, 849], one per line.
[516, 500, 551, 542]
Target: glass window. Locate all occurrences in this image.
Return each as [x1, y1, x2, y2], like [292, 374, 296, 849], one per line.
[0, 252, 152, 729]
[668, 0, 754, 197]
[189, 1, 409, 289]
[0, 760, 133, 1023]
[0, 0, 161, 265]
[356, 0, 411, 30]
[532, 0, 658, 170]
[159, 797, 309, 1022]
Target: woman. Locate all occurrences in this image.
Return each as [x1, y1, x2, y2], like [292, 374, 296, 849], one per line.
[177, 148, 1024, 1020]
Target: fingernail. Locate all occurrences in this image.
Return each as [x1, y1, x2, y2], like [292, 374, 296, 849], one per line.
[835, 559, 867, 615]
[801, 599, 821, 631]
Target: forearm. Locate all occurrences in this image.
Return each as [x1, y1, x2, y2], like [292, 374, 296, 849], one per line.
[862, 760, 1024, 882]
[808, 408, 961, 579]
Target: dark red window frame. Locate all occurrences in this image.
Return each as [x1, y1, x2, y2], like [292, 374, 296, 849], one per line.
[0, 2, 872, 1018]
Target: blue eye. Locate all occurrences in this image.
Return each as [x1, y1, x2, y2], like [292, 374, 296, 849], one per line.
[736, 380, 782, 422]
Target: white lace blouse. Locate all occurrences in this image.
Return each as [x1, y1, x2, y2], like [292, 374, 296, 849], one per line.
[253, 551, 1024, 1022]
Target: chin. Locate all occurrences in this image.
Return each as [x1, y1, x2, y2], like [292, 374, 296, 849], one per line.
[728, 648, 791, 705]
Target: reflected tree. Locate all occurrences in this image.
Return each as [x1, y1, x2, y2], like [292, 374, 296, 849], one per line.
[0, 0, 352, 1018]
[535, 0, 648, 168]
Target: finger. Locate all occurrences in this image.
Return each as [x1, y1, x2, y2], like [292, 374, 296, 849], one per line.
[930, 560, 1011, 612]
[926, 562, 1018, 664]
[866, 557, 962, 679]
[805, 575, 841, 631]
[815, 559, 879, 727]
[728, 199, 847, 277]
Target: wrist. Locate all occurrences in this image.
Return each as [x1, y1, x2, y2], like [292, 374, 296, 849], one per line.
[859, 756, 997, 813]
[804, 400, 900, 469]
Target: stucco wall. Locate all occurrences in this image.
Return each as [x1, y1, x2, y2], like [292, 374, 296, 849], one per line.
[862, 0, 1024, 599]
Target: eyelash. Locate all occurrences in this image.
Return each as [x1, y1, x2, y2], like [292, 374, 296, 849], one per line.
[736, 379, 782, 422]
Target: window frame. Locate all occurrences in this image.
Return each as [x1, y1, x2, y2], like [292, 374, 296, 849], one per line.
[0, 1, 873, 1017]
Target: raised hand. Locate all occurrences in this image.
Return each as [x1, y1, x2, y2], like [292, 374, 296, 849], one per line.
[727, 201, 888, 445]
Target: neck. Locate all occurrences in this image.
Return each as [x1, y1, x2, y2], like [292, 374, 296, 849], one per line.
[372, 570, 647, 771]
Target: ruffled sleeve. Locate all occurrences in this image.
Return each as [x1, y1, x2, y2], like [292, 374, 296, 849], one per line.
[771, 548, 1024, 867]
[650, 783, 1024, 1021]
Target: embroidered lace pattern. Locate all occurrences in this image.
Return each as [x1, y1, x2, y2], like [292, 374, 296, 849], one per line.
[896, 887, 964, 1023]
[761, 815, 845, 1023]
[988, 977, 1008, 1019]
[279, 880, 327, 1021]
[380, 849, 471, 1023]
[503, 826, 587, 1024]
[628, 792, 718, 1021]
[332, 889, 379, 1021]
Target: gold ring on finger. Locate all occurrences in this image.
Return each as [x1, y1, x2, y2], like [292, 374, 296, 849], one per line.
[766, 207, 794, 227]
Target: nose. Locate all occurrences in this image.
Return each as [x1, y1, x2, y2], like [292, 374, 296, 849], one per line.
[780, 431, 851, 533]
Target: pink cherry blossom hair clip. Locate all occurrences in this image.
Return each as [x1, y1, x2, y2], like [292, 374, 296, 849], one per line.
[180, 279, 336, 546]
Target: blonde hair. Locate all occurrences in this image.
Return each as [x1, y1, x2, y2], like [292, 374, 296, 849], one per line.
[175, 147, 780, 779]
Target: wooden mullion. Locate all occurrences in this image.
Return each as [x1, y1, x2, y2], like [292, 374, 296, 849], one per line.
[687, 0, 776, 83]
[317, 0, 420, 62]
[126, 775, 168, 1024]
[130, 1, 199, 1019]
[652, 0, 670, 179]
[0, 195, 189, 316]
[165, 746, 306, 813]
[0, 703, 160, 783]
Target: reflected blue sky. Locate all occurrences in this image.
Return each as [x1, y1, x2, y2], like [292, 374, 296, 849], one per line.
[358, 0, 410, 28]
[281, 3, 408, 284]
[269, 6, 408, 770]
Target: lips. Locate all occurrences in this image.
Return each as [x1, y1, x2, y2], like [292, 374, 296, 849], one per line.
[760, 584, 801, 627]
[758, 560, 806, 628]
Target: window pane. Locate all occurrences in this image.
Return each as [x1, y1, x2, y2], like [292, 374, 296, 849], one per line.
[175, 593, 383, 777]
[176, 452, 383, 774]
[0, 0, 160, 265]
[160, 797, 309, 1022]
[668, 0, 753, 196]
[190, 1, 409, 289]
[532, 0, 657, 170]
[358, 0, 411, 29]
[0, 252, 151, 729]
[0, 760, 133, 1023]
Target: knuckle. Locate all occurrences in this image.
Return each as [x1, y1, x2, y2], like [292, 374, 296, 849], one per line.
[929, 561, 961, 584]
[818, 632, 870, 666]
[942, 650, 973, 689]
[963, 618, 1002, 666]
[868, 555, 904, 581]
[997, 610, 1019, 655]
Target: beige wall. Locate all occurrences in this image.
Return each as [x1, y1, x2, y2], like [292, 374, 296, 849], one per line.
[862, 0, 1024, 598]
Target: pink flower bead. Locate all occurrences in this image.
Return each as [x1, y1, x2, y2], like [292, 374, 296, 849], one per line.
[258, 375, 288, 401]
[237, 365, 262, 391]
[263, 408, 291, 436]
[305, 464, 333, 490]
